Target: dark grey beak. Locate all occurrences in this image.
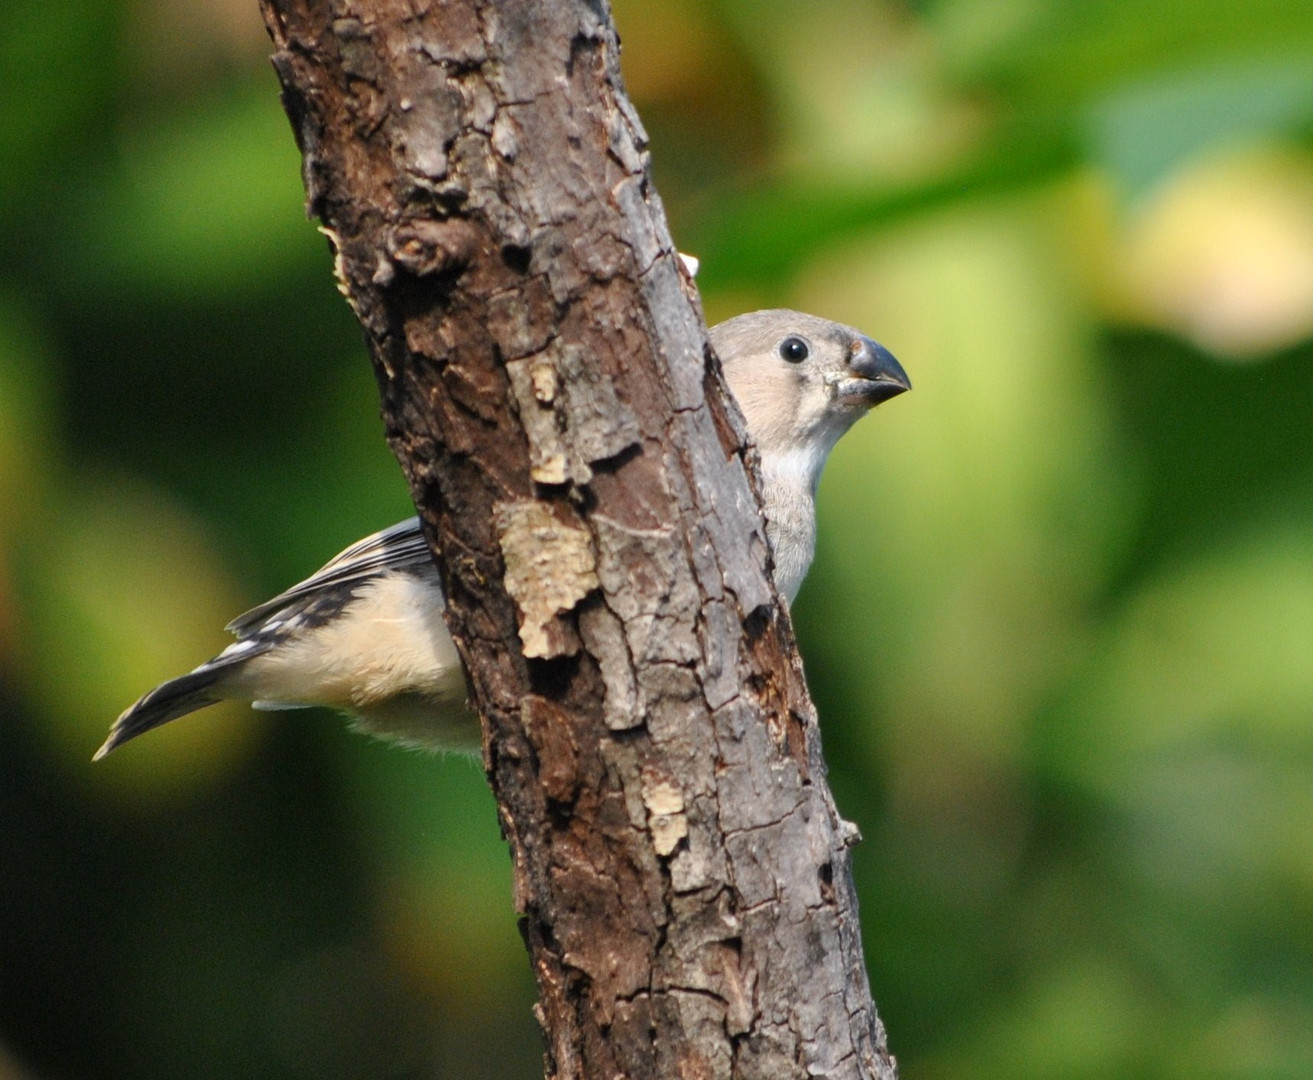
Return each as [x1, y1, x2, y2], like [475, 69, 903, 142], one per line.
[849, 337, 911, 404]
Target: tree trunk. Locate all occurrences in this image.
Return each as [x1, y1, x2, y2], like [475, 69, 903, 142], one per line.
[257, 1, 897, 1077]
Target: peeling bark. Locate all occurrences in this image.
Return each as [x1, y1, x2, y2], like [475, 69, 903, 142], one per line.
[257, 1, 897, 1077]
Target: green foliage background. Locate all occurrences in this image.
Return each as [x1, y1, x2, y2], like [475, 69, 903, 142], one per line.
[2, 1, 1312, 1077]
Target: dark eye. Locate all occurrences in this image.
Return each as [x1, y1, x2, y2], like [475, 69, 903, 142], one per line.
[779, 336, 809, 363]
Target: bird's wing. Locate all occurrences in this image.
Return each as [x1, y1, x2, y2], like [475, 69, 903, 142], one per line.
[225, 517, 438, 634]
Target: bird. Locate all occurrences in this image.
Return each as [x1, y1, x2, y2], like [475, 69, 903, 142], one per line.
[95, 310, 909, 759]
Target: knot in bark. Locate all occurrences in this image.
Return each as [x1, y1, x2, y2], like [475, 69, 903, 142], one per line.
[387, 218, 480, 278]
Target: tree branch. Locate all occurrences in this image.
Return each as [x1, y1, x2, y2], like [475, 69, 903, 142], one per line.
[257, 1, 897, 1076]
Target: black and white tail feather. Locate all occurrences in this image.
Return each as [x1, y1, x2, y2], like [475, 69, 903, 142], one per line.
[94, 519, 456, 759]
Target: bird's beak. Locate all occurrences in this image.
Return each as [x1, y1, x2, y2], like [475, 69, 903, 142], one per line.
[844, 337, 911, 405]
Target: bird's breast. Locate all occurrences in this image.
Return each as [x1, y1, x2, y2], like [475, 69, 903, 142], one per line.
[761, 480, 817, 604]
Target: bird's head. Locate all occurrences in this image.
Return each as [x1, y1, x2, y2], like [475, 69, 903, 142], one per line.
[709, 309, 910, 492]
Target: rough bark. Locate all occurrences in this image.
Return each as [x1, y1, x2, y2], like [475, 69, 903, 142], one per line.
[257, 1, 897, 1077]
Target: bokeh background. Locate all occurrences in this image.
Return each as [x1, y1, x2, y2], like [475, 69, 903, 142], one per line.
[3, 0, 1312, 1077]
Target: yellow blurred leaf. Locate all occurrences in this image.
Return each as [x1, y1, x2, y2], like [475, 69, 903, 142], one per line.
[14, 478, 261, 800]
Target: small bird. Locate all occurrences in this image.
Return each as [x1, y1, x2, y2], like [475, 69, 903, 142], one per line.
[95, 311, 908, 759]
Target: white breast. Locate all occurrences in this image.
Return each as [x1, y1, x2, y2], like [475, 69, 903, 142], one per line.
[761, 453, 820, 603]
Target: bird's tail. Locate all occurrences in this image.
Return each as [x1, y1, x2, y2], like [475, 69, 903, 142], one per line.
[94, 667, 227, 760]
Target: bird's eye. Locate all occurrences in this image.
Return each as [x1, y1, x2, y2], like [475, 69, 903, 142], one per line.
[779, 336, 809, 363]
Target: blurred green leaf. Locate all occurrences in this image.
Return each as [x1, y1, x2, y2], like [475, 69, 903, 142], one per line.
[690, 131, 1077, 290]
[954, 0, 1313, 109]
[1088, 55, 1313, 198]
[0, 297, 59, 534]
[14, 478, 260, 793]
[0, 0, 113, 209]
[1078, 526, 1313, 760]
[940, 960, 1155, 1080]
[67, 84, 319, 299]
